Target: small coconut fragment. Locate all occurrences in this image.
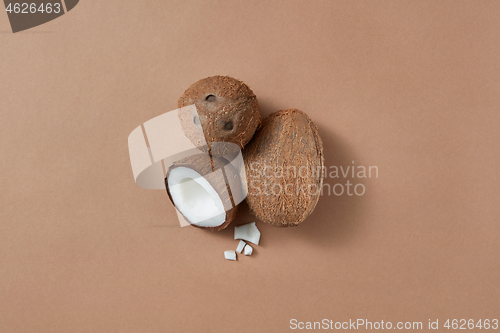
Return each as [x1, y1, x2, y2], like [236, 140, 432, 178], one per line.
[236, 240, 246, 253]
[178, 76, 261, 155]
[244, 244, 253, 256]
[234, 222, 260, 245]
[224, 250, 236, 260]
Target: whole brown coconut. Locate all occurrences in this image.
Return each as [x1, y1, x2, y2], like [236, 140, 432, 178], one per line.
[243, 109, 324, 227]
[178, 76, 261, 155]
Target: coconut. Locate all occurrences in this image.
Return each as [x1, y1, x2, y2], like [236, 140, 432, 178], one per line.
[165, 154, 241, 231]
[178, 76, 261, 155]
[243, 109, 324, 227]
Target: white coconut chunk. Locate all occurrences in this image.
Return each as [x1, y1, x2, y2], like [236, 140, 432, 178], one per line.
[224, 250, 236, 260]
[236, 240, 246, 253]
[168, 167, 226, 227]
[244, 244, 253, 256]
[234, 222, 261, 245]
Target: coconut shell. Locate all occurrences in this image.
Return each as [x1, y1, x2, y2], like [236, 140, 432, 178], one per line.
[178, 76, 261, 155]
[243, 109, 324, 227]
[165, 154, 240, 231]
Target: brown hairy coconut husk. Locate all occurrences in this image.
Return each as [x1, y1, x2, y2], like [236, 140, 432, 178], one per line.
[178, 76, 261, 156]
[243, 109, 324, 227]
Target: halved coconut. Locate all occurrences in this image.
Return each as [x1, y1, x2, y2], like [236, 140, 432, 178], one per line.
[165, 154, 241, 231]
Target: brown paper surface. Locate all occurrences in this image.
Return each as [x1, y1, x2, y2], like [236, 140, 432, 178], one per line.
[1, 1, 499, 332]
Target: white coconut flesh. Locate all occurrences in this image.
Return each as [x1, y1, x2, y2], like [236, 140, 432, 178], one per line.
[168, 167, 226, 227]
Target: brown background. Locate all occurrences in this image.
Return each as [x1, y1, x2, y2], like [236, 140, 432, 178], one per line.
[1, 1, 499, 332]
